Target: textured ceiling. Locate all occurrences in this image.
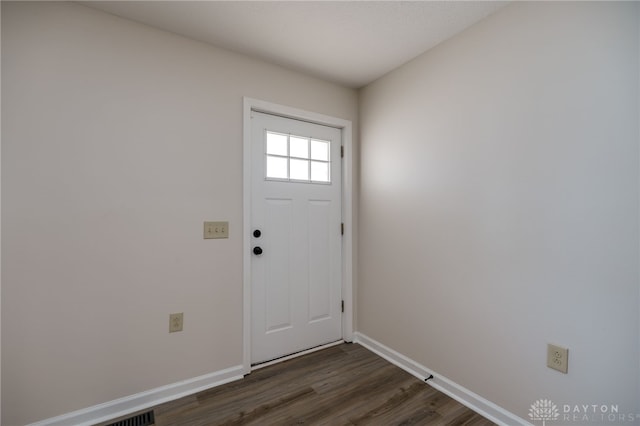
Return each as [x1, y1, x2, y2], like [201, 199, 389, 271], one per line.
[81, 1, 509, 88]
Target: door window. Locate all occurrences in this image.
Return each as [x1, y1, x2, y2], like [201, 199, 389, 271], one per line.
[265, 131, 331, 183]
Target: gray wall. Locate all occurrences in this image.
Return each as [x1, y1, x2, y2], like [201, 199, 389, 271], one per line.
[1, 2, 357, 424]
[359, 1, 639, 421]
[3, 1, 640, 425]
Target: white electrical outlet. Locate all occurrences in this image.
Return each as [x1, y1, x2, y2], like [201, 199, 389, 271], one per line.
[169, 313, 183, 333]
[547, 344, 568, 373]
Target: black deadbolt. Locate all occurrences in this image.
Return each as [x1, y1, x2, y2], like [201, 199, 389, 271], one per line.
[253, 246, 263, 255]
[253, 229, 262, 238]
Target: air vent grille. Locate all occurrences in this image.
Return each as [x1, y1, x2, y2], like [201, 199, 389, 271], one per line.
[106, 410, 155, 426]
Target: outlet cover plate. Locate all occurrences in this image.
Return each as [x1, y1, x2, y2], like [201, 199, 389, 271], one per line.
[547, 343, 568, 373]
[169, 313, 183, 333]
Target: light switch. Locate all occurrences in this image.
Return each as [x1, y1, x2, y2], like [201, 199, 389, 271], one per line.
[204, 221, 229, 239]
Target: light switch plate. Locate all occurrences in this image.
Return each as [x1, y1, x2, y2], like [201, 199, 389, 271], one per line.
[204, 221, 229, 239]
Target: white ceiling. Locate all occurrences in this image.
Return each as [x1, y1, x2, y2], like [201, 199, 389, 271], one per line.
[81, 1, 508, 88]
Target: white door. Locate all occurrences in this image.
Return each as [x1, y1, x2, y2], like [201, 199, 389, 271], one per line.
[251, 111, 342, 365]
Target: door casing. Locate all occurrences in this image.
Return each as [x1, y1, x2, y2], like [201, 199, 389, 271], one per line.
[242, 97, 354, 373]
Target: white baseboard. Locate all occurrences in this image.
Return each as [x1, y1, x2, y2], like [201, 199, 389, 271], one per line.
[28, 335, 530, 426]
[28, 365, 245, 426]
[354, 332, 530, 426]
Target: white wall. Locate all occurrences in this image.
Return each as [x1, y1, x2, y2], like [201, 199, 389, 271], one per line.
[0, 2, 3, 422]
[359, 1, 639, 422]
[1, 2, 357, 424]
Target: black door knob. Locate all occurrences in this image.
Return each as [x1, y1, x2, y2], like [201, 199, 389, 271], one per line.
[253, 229, 262, 238]
[253, 246, 263, 255]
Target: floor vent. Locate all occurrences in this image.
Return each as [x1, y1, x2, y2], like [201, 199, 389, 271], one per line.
[106, 410, 155, 426]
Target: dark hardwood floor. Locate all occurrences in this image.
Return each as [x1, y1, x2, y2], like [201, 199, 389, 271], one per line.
[101, 343, 495, 426]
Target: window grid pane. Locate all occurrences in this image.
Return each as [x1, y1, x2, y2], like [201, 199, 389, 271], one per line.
[290, 159, 309, 181]
[266, 155, 288, 179]
[311, 139, 330, 161]
[290, 136, 309, 159]
[311, 161, 329, 182]
[265, 132, 331, 184]
[266, 132, 288, 156]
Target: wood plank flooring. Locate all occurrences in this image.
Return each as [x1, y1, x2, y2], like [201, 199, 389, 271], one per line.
[100, 343, 495, 426]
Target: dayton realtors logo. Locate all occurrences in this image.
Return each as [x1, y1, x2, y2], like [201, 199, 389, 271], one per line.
[529, 399, 560, 426]
[530, 399, 640, 424]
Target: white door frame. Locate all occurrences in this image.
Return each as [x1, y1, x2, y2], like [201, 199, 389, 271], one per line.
[242, 97, 354, 374]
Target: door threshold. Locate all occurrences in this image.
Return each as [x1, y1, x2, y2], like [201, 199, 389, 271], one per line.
[251, 340, 344, 371]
